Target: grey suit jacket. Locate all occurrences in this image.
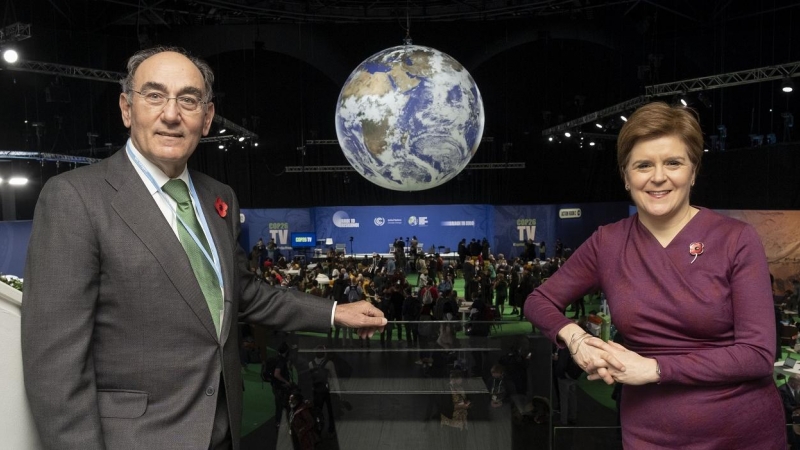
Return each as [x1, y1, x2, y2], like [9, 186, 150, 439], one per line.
[21, 149, 333, 450]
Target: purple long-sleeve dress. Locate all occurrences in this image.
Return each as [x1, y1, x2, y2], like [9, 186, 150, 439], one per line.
[526, 208, 785, 449]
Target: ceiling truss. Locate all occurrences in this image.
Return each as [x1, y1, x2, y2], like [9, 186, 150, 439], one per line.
[2, 59, 258, 142]
[542, 61, 800, 136]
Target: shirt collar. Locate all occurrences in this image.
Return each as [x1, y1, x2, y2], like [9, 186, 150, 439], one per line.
[126, 139, 190, 194]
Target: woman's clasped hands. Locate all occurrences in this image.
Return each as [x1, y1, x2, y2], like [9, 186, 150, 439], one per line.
[583, 339, 661, 385]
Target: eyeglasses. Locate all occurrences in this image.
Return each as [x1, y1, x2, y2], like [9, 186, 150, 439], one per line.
[130, 90, 208, 112]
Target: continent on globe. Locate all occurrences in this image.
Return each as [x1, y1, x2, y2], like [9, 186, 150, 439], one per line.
[336, 45, 485, 191]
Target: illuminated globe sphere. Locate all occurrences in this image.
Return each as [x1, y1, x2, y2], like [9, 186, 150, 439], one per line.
[335, 45, 485, 191]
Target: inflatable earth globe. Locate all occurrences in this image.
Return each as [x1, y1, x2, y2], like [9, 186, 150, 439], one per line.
[335, 44, 485, 191]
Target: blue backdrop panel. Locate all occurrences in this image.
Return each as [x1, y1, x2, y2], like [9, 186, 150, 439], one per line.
[492, 203, 630, 259]
[493, 205, 557, 259]
[313, 205, 492, 255]
[0, 220, 32, 277]
[240, 209, 313, 252]
[554, 202, 631, 252]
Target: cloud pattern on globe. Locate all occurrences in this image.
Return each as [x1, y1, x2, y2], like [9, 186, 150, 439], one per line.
[336, 45, 485, 191]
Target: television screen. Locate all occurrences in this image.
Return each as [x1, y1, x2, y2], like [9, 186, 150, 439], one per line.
[291, 232, 316, 248]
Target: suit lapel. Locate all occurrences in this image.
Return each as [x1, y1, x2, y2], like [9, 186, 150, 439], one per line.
[191, 173, 236, 345]
[106, 151, 219, 341]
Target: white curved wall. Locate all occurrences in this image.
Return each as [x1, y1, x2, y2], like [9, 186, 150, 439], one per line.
[0, 283, 42, 449]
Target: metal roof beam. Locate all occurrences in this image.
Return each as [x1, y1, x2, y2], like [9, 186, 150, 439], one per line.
[542, 60, 800, 137]
[3, 59, 258, 142]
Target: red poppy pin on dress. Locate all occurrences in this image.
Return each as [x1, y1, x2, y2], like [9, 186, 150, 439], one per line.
[215, 197, 228, 218]
[689, 242, 704, 264]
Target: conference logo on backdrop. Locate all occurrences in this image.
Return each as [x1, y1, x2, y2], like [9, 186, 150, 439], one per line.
[268, 222, 290, 248]
[516, 218, 537, 241]
[373, 217, 403, 226]
[408, 216, 428, 226]
[333, 210, 360, 228]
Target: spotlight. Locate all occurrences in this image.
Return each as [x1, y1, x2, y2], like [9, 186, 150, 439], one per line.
[219, 128, 227, 134]
[589, 141, 596, 147]
[620, 115, 628, 122]
[548, 136, 554, 142]
[782, 76, 795, 93]
[595, 123, 603, 129]
[680, 98, 688, 106]
[218, 145, 224, 149]
[254, 142, 259, 147]
[564, 132, 571, 138]
[3, 49, 19, 64]
[8, 177, 28, 186]
[238, 136, 245, 142]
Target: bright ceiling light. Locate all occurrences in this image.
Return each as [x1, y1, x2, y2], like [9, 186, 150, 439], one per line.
[238, 136, 245, 142]
[680, 98, 688, 106]
[3, 49, 19, 64]
[219, 128, 227, 134]
[564, 132, 571, 138]
[548, 136, 553, 142]
[595, 123, 603, 128]
[589, 141, 596, 146]
[620, 115, 628, 122]
[8, 177, 28, 186]
[782, 76, 795, 93]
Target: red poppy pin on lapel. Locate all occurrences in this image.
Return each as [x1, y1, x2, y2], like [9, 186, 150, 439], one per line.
[215, 197, 228, 218]
[689, 242, 704, 264]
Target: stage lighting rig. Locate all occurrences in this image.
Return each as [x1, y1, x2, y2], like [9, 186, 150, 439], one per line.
[0, 22, 31, 44]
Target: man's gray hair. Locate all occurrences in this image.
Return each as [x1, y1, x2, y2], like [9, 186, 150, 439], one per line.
[120, 46, 214, 103]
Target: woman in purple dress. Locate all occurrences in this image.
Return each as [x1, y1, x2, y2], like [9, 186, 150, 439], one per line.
[526, 102, 785, 449]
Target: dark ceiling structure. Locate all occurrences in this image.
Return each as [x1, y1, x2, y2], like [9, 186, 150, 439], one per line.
[0, 0, 799, 220]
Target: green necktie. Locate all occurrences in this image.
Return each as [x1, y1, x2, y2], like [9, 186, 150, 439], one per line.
[162, 179, 223, 336]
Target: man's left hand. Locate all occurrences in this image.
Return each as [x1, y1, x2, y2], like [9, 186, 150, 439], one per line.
[334, 301, 388, 338]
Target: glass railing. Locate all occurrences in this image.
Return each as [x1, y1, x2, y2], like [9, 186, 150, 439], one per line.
[240, 320, 793, 450]
[239, 320, 607, 450]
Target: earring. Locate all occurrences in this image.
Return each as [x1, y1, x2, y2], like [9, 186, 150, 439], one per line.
[625, 185, 630, 191]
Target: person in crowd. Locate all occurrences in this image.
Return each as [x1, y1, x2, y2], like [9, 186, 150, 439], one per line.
[409, 235, 419, 270]
[462, 259, 475, 302]
[516, 266, 534, 322]
[287, 391, 320, 450]
[438, 274, 453, 297]
[385, 256, 396, 276]
[402, 288, 421, 347]
[781, 374, 800, 449]
[554, 239, 564, 258]
[272, 342, 296, 430]
[457, 238, 468, 267]
[508, 258, 521, 315]
[525, 102, 784, 448]
[469, 238, 481, 257]
[487, 362, 517, 443]
[494, 271, 509, 315]
[553, 342, 582, 426]
[308, 345, 339, 436]
[377, 284, 396, 348]
[538, 241, 546, 259]
[384, 282, 405, 342]
[20, 46, 384, 450]
[441, 370, 471, 430]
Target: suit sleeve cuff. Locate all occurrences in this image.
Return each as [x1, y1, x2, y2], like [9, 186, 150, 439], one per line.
[331, 301, 337, 327]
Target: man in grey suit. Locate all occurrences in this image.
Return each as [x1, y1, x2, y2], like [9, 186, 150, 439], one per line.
[21, 46, 386, 450]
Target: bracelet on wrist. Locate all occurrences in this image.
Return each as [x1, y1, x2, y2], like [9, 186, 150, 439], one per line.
[569, 333, 592, 356]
